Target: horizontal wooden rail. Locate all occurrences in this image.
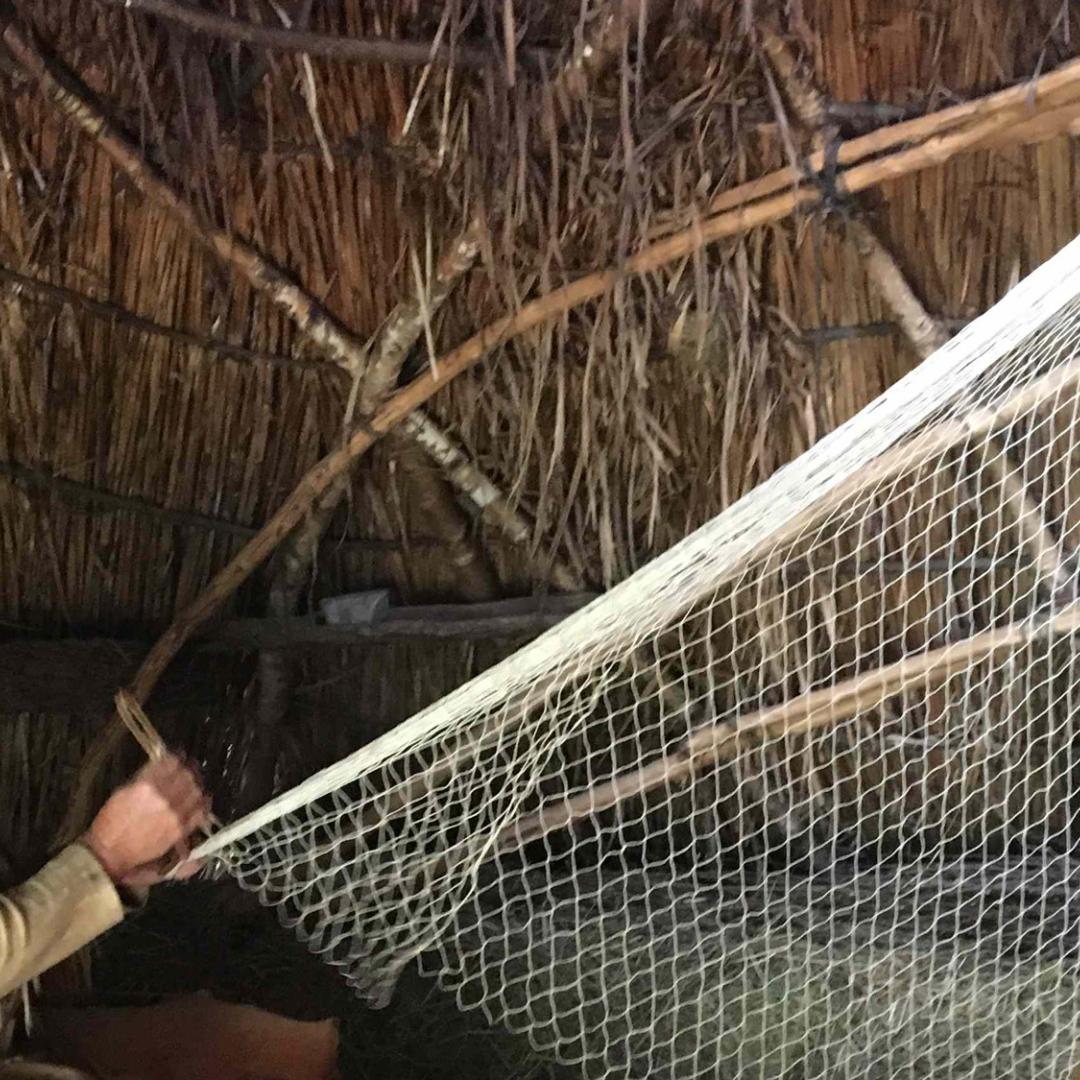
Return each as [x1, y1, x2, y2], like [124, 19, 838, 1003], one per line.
[498, 602, 1080, 854]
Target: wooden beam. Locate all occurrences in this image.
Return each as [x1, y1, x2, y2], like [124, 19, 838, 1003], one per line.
[0, 460, 427, 552]
[0, 595, 598, 711]
[210, 594, 598, 649]
[496, 601, 1080, 855]
[0, 640, 229, 716]
[95, 0, 507, 70]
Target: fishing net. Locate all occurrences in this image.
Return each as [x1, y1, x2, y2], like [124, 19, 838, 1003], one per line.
[196, 235, 1080, 1079]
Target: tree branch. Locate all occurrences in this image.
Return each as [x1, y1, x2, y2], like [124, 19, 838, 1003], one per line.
[95, 0, 502, 70]
[400, 412, 585, 592]
[843, 217, 951, 356]
[242, 221, 487, 814]
[497, 602, 1080, 854]
[265, 219, 487, 621]
[0, 13, 371, 376]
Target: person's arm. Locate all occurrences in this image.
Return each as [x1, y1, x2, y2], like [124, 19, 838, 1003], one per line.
[0, 755, 209, 998]
[0, 843, 124, 999]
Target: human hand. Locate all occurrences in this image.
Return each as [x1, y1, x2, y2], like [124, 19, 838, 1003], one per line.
[82, 754, 211, 888]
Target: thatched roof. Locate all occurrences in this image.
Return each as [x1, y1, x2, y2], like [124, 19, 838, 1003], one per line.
[0, 0, 1072, 624]
[4, 8, 1080, 1075]
[2, 0, 1080, 833]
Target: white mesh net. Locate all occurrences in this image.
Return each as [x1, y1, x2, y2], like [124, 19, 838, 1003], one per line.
[197, 235, 1080, 1079]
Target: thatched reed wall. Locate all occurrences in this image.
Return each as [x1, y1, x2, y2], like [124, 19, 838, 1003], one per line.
[1, 0, 1079, 883]
[1, 0, 1076, 629]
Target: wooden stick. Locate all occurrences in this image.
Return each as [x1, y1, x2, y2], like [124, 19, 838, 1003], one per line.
[0, 459, 422, 551]
[210, 595, 598, 648]
[757, 23, 829, 131]
[843, 217, 950, 358]
[0, 263, 328, 375]
[497, 602, 1080, 853]
[95, 0, 501, 70]
[680, 55, 1080, 230]
[0, 14, 371, 377]
[114, 690, 165, 761]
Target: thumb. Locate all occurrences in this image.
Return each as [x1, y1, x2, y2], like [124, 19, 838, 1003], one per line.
[170, 855, 204, 881]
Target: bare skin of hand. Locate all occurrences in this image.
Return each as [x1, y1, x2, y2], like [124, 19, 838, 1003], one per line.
[82, 755, 211, 888]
